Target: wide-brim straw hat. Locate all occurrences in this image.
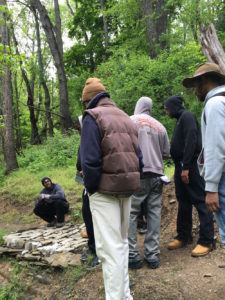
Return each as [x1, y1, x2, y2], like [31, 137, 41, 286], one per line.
[182, 62, 225, 88]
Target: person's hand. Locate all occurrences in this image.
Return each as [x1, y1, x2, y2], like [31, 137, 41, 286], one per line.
[181, 170, 189, 184]
[206, 192, 220, 212]
[79, 171, 83, 177]
[40, 194, 45, 200]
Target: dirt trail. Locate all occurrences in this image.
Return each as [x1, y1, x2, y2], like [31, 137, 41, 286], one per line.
[1, 184, 225, 300]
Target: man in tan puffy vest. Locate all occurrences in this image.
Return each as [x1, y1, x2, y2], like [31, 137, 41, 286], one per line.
[80, 78, 140, 300]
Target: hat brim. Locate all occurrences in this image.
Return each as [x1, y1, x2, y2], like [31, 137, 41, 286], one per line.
[182, 71, 225, 88]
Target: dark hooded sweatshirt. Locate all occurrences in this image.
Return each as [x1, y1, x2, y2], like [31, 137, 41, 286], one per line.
[164, 95, 202, 170]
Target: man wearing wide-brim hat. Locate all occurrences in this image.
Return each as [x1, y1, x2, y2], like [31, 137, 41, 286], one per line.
[183, 62, 225, 248]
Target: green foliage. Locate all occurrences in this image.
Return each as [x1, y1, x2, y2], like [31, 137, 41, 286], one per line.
[0, 260, 28, 300]
[0, 132, 82, 204]
[72, 202, 83, 224]
[95, 41, 205, 137]
[0, 229, 9, 246]
[18, 132, 79, 172]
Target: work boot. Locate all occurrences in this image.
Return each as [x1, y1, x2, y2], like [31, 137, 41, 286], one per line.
[80, 229, 88, 238]
[191, 244, 213, 257]
[168, 239, 187, 250]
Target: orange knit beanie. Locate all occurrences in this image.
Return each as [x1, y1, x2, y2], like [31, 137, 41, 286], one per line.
[82, 78, 106, 102]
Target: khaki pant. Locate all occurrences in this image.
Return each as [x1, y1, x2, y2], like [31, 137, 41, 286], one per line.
[90, 192, 133, 300]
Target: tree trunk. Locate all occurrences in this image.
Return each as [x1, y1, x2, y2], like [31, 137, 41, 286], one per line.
[0, 0, 18, 173]
[200, 23, 225, 74]
[29, 0, 73, 133]
[12, 26, 41, 145]
[100, 0, 109, 51]
[142, 0, 168, 58]
[142, 0, 156, 58]
[33, 8, 54, 137]
[13, 72, 22, 150]
[54, 0, 63, 58]
[155, 0, 167, 51]
[65, 0, 74, 16]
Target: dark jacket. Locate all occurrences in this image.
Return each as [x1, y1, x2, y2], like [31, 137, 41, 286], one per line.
[164, 95, 202, 170]
[80, 92, 140, 195]
[40, 183, 67, 203]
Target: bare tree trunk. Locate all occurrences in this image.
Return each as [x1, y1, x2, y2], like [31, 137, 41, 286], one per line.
[65, 0, 74, 16]
[142, 0, 168, 58]
[100, 0, 109, 51]
[142, 0, 156, 58]
[200, 23, 225, 74]
[156, 0, 167, 51]
[12, 26, 41, 145]
[33, 8, 54, 137]
[13, 72, 22, 150]
[54, 0, 63, 58]
[29, 0, 73, 133]
[0, 0, 18, 173]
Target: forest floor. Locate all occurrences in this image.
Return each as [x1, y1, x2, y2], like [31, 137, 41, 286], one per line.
[0, 183, 225, 300]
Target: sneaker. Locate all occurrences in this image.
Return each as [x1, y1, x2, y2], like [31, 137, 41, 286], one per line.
[47, 219, 57, 227]
[56, 222, 65, 228]
[80, 248, 92, 262]
[145, 259, 159, 269]
[191, 244, 213, 257]
[168, 239, 192, 250]
[85, 256, 100, 270]
[128, 260, 142, 269]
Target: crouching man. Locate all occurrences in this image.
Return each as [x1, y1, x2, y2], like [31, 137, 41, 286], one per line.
[34, 176, 69, 228]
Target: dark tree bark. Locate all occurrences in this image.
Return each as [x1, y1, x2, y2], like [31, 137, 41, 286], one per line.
[142, 0, 168, 58]
[65, 0, 74, 16]
[100, 0, 109, 50]
[12, 26, 41, 145]
[0, 0, 18, 173]
[13, 72, 22, 150]
[200, 23, 225, 74]
[33, 8, 54, 137]
[142, 0, 156, 58]
[29, 0, 73, 133]
[53, 0, 63, 58]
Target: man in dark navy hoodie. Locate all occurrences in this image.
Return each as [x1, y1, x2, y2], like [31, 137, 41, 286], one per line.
[34, 176, 69, 228]
[164, 95, 214, 257]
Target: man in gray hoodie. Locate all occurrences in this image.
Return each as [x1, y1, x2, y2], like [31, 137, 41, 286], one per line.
[183, 62, 225, 247]
[128, 97, 170, 269]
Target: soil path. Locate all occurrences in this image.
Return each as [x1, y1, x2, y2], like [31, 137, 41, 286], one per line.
[1, 184, 225, 300]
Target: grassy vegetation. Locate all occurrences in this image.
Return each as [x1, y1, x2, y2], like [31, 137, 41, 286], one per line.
[0, 259, 32, 300]
[0, 131, 174, 227]
[0, 229, 10, 246]
[0, 132, 82, 203]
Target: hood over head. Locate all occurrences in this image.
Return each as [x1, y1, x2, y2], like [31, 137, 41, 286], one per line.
[41, 176, 52, 186]
[164, 95, 184, 118]
[134, 97, 152, 115]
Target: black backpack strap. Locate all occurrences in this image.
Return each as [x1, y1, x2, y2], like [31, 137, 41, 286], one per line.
[203, 92, 225, 124]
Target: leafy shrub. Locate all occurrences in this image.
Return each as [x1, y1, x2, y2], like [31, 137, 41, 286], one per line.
[18, 132, 80, 172]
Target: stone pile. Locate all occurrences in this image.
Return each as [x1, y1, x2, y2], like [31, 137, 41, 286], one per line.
[0, 223, 87, 267]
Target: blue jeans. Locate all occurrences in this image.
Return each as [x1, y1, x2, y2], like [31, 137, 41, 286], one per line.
[214, 173, 225, 244]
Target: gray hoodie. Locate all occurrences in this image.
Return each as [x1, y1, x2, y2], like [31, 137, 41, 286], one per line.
[198, 85, 225, 192]
[131, 97, 170, 175]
